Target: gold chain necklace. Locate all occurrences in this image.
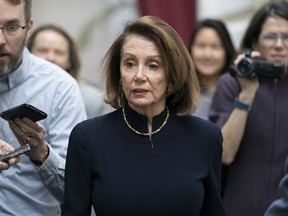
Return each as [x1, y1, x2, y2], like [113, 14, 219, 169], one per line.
[122, 105, 169, 136]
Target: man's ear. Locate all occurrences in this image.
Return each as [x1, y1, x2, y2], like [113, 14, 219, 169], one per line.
[26, 19, 33, 38]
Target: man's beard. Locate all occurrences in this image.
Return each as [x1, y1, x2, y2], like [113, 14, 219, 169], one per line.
[0, 39, 26, 78]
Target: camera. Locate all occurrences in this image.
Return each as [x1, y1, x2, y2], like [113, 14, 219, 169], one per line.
[232, 50, 285, 79]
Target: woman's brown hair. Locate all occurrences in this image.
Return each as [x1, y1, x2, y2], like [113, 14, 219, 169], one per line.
[26, 24, 81, 79]
[103, 16, 200, 116]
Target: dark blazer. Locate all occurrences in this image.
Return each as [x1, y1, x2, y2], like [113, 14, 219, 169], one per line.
[265, 157, 288, 216]
[62, 105, 225, 216]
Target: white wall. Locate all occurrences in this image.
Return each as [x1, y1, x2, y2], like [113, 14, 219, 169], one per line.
[197, 0, 269, 49]
[31, 0, 269, 87]
[32, 0, 139, 87]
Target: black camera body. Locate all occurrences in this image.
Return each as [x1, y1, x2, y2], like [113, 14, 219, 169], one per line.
[234, 57, 285, 79]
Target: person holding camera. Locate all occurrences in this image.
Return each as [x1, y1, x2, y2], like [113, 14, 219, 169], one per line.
[209, 1, 288, 216]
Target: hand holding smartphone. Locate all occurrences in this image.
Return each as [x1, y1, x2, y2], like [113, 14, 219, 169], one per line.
[0, 144, 31, 162]
[0, 103, 47, 122]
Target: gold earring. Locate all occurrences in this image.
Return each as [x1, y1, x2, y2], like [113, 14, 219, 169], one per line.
[166, 83, 173, 93]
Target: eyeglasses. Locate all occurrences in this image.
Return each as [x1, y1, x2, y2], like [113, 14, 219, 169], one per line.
[0, 24, 27, 37]
[259, 33, 288, 48]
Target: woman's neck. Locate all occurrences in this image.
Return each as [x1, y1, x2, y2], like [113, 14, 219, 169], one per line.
[202, 75, 219, 93]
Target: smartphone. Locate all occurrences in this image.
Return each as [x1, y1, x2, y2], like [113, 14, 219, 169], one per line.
[0, 144, 31, 162]
[0, 103, 47, 122]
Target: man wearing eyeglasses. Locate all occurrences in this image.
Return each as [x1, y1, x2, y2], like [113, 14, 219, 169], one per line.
[0, 1, 86, 215]
[209, 1, 288, 216]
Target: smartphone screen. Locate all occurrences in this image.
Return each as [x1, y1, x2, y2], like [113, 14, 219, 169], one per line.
[0, 104, 47, 122]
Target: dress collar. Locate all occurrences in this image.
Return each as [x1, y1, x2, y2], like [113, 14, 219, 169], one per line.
[122, 104, 170, 136]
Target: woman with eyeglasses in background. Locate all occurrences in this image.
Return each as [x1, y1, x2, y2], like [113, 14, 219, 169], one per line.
[209, 1, 288, 216]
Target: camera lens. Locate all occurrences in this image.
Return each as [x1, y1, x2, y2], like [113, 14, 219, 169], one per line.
[237, 58, 255, 77]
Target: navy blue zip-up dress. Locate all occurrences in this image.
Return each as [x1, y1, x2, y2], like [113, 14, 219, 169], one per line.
[62, 105, 224, 216]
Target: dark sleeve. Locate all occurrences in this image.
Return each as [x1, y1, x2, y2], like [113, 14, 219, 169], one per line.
[264, 158, 288, 216]
[200, 124, 226, 216]
[209, 73, 240, 128]
[61, 122, 92, 216]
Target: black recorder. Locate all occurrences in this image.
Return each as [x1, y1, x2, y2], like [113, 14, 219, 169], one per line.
[231, 49, 285, 79]
[0, 103, 47, 122]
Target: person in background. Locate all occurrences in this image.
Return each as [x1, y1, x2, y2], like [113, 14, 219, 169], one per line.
[188, 19, 236, 198]
[0, 0, 86, 215]
[61, 15, 225, 216]
[26, 24, 112, 118]
[265, 156, 288, 216]
[188, 18, 236, 120]
[209, 1, 288, 215]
